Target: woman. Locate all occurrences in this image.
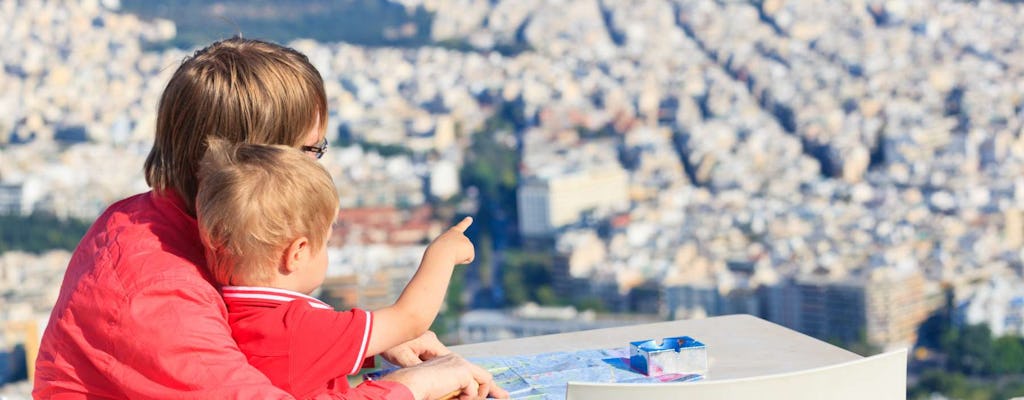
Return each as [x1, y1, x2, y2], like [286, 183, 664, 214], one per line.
[34, 37, 506, 400]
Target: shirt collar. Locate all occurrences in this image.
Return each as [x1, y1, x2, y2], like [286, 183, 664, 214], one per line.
[221, 286, 332, 310]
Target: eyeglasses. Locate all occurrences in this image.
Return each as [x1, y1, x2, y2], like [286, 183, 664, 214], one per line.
[301, 137, 328, 159]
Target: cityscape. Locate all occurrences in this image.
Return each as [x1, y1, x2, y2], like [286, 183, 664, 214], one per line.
[3, 0, 1024, 398]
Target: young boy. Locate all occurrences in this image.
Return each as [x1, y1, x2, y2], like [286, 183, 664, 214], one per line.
[195, 138, 476, 399]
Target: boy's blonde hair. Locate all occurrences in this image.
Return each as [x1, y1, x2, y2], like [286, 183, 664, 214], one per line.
[196, 138, 339, 286]
[145, 37, 328, 216]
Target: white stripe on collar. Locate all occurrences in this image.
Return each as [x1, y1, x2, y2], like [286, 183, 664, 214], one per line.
[221, 286, 332, 310]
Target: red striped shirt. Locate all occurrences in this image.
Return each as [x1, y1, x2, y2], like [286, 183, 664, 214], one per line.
[222, 286, 383, 399]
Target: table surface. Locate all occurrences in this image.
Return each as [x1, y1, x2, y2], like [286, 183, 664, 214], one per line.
[449, 314, 863, 381]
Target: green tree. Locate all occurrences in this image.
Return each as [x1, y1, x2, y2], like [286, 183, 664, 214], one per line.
[572, 296, 608, 313]
[995, 379, 1024, 400]
[535, 286, 560, 306]
[991, 336, 1024, 375]
[916, 287, 954, 350]
[457, 100, 526, 306]
[0, 212, 93, 254]
[910, 288, 1024, 399]
[943, 324, 995, 376]
[908, 370, 993, 400]
[475, 235, 493, 287]
[501, 249, 561, 306]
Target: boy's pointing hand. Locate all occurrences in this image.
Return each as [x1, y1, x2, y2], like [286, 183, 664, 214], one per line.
[450, 216, 473, 233]
[427, 217, 476, 266]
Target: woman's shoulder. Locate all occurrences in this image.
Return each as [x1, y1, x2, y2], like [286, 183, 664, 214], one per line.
[72, 190, 211, 294]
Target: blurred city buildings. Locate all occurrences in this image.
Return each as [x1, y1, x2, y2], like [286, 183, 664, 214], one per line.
[4, 0, 1024, 396]
[457, 303, 661, 344]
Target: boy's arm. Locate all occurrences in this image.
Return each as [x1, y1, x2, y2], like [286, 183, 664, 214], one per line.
[365, 217, 474, 357]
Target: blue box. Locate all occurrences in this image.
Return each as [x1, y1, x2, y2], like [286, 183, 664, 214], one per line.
[629, 336, 708, 376]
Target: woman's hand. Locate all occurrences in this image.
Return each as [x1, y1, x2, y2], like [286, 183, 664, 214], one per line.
[381, 331, 451, 367]
[379, 354, 509, 400]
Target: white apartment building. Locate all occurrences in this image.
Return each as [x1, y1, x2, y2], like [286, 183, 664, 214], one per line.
[518, 164, 629, 237]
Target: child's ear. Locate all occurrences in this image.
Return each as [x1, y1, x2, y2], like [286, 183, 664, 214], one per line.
[282, 236, 311, 274]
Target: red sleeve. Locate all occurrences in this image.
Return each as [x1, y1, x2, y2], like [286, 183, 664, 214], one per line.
[309, 381, 414, 400]
[284, 304, 376, 396]
[109, 277, 296, 399]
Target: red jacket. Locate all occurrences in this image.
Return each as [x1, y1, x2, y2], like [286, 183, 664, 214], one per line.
[34, 191, 411, 400]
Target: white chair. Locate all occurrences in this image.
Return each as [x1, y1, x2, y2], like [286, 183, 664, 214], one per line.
[566, 349, 907, 400]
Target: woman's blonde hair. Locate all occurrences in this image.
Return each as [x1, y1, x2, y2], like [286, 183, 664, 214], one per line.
[145, 37, 328, 215]
[196, 138, 339, 286]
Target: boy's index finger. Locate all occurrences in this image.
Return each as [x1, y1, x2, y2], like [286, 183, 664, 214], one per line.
[450, 217, 473, 233]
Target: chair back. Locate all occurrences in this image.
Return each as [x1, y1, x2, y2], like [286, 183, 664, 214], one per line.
[566, 349, 908, 400]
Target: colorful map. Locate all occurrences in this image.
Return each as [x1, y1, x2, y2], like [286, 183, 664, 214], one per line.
[367, 347, 702, 400]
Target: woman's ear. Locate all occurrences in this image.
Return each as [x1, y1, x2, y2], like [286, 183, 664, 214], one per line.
[282, 236, 311, 275]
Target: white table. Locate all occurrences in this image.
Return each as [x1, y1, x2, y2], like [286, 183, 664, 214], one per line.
[450, 314, 863, 381]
